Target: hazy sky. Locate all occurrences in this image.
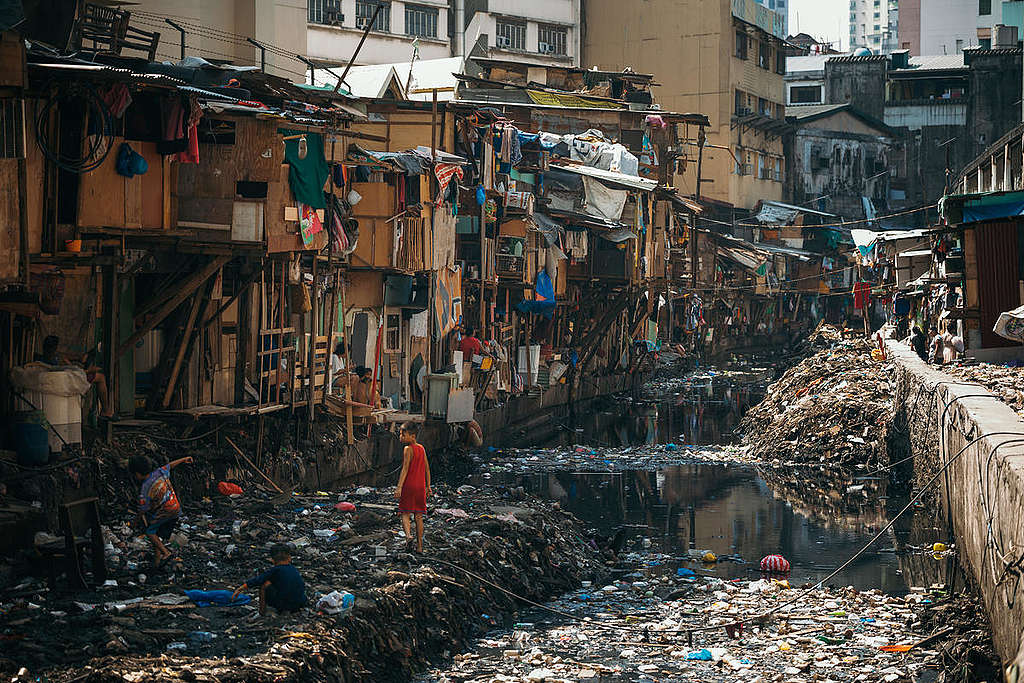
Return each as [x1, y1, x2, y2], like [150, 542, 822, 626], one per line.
[788, 0, 848, 50]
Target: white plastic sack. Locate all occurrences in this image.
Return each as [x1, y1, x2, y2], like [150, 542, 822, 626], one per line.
[993, 304, 1024, 342]
[10, 365, 91, 396]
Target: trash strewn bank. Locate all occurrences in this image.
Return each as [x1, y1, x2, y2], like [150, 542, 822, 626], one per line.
[0, 485, 603, 682]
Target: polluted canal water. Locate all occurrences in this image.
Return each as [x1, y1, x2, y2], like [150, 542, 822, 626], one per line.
[417, 364, 951, 682]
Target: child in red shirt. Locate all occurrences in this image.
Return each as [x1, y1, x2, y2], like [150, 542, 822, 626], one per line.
[396, 422, 431, 553]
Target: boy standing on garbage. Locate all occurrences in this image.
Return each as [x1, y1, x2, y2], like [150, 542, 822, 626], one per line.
[231, 543, 307, 616]
[396, 421, 431, 553]
[130, 454, 192, 569]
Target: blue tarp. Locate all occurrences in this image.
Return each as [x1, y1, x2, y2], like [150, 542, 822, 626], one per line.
[963, 200, 1024, 223]
[516, 270, 556, 318]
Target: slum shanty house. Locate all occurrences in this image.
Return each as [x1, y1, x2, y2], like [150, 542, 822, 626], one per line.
[929, 122, 1024, 359]
[687, 199, 857, 355]
[850, 227, 933, 338]
[436, 57, 711, 421]
[0, 4, 473, 515]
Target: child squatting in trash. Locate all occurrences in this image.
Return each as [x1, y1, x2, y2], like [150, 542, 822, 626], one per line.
[396, 421, 431, 553]
[130, 454, 193, 569]
[231, 544, 307, 616]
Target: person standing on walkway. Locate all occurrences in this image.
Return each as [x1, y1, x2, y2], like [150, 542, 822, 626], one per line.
[396, 421, 431, 553]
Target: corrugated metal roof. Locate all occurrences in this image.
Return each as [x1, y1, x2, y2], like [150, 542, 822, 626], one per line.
[786, 103, 848, 120]
[888, 54, 966, 73]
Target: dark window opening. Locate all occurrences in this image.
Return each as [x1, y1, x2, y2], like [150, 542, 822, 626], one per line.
[236, 181, 268, 199]
[735, 31, 748, 59]
[790, 85, 823, 104]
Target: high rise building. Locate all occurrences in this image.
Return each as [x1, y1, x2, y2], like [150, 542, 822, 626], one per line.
[849, 0, 899, 53]
[899, 0, 1022, 55]
[583, 0, 788, 211]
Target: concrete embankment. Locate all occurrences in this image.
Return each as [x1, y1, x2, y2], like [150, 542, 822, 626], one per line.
[887, 340, 1024, 666]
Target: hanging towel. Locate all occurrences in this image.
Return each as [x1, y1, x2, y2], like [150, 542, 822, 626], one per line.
[284, 132, 329, 209]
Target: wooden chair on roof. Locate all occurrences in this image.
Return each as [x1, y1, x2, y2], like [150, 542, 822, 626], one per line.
[74, 3, 161, 62]
[36, 497, 107, 590]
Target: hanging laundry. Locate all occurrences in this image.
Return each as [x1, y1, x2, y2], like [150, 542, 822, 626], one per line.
[101, 83, 133, 118]
[284, 132, 329, 209]
[853, 281, 871, 310]
[298, 203, 323, 247]
[435, 163, 464, 199]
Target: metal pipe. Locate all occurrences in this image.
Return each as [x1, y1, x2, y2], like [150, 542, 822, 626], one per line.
[246, 38, 266, 72]
[334, 2, 385, 93]
[165, 19, 185, 60]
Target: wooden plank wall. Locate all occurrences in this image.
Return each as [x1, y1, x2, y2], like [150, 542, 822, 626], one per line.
[77, 138, 169, 230]
[0, 159, 20, 281]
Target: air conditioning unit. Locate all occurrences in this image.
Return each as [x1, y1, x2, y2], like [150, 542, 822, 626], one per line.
[538, 41, 554, 54]
[738, 164, 753, 176]
[496, 35, 511, 48]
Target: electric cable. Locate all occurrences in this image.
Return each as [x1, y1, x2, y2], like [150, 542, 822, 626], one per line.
[35, 81, 114, 174]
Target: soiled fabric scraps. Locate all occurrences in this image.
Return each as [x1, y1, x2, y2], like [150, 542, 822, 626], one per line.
[102, 83, 133, 118]
[184, 589, 252, 607]
[582, 176, 627, 221]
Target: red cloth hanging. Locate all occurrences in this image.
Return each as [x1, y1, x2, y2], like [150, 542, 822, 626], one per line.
[853, 281, 871, 310]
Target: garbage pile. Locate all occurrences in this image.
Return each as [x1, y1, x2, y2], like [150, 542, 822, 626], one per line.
[0, 485, 604, 682]
[417, 549, 933, 682]
[944, 361, 1024, 420]
[476, 443, 751, 474]
[740, 328, 894, 512]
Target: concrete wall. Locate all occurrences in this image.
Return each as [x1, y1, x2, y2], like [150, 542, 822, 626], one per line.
[128, 0, 307, 80]
[888, 339, 1024, 666]
[898, 0, 922, 53]
[824, 58, 888, 121]
[883, 101, 967, 129]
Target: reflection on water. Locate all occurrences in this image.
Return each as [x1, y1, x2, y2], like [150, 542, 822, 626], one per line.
[475, 464, 920, 594]
[550, 386, 765, 449]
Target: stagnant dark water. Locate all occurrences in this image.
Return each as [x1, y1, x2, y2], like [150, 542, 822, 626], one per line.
[470, 364, 947, 595]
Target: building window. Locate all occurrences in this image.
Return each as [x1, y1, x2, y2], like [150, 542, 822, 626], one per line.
[308, 0, 342, 24]
[979, 37, 992, 49]
[735, 89, 749, 116]
[956, 38, 964, 53]
[496, 19, 526, 50]
[356, 0, 389, 31]
[538, 24, 568, 55]
[404, 3, 437, 38]
[759, 41, 770, 69]
[735, 30, 748, 59]
[980, 0, 992, 15]
[776, 49, 786, 74]
[790, 84, 822, 103]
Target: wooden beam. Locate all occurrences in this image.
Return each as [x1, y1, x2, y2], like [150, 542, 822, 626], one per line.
[160, 282, 208, 409]
[202, 268, 261, 330]
[116, 256, 229, 360]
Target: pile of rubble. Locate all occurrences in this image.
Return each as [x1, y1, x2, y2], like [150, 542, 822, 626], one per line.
[0, 484, 604, 682]
[418, 549, 939, 682]
[740, 329, 895, 512]
[945, 361, 1024, 420]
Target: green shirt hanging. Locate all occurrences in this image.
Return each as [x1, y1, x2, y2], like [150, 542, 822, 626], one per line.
[282, 131, 329, 209]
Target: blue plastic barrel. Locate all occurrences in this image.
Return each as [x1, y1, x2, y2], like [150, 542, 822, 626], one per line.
[14, 411, 49, 466]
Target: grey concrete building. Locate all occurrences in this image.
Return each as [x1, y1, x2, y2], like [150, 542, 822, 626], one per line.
[783, 103, 896, 220]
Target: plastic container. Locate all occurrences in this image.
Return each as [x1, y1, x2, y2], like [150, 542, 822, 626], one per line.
[14, 411, 49, 466]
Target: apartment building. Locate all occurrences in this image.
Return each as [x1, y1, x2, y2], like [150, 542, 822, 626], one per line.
[306, 0, 451, 77]
[582, 0, 787, 211]
[899, 0, 1023, 55]
[849, 0, 899, 53]
[461, 0, 582, 66]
